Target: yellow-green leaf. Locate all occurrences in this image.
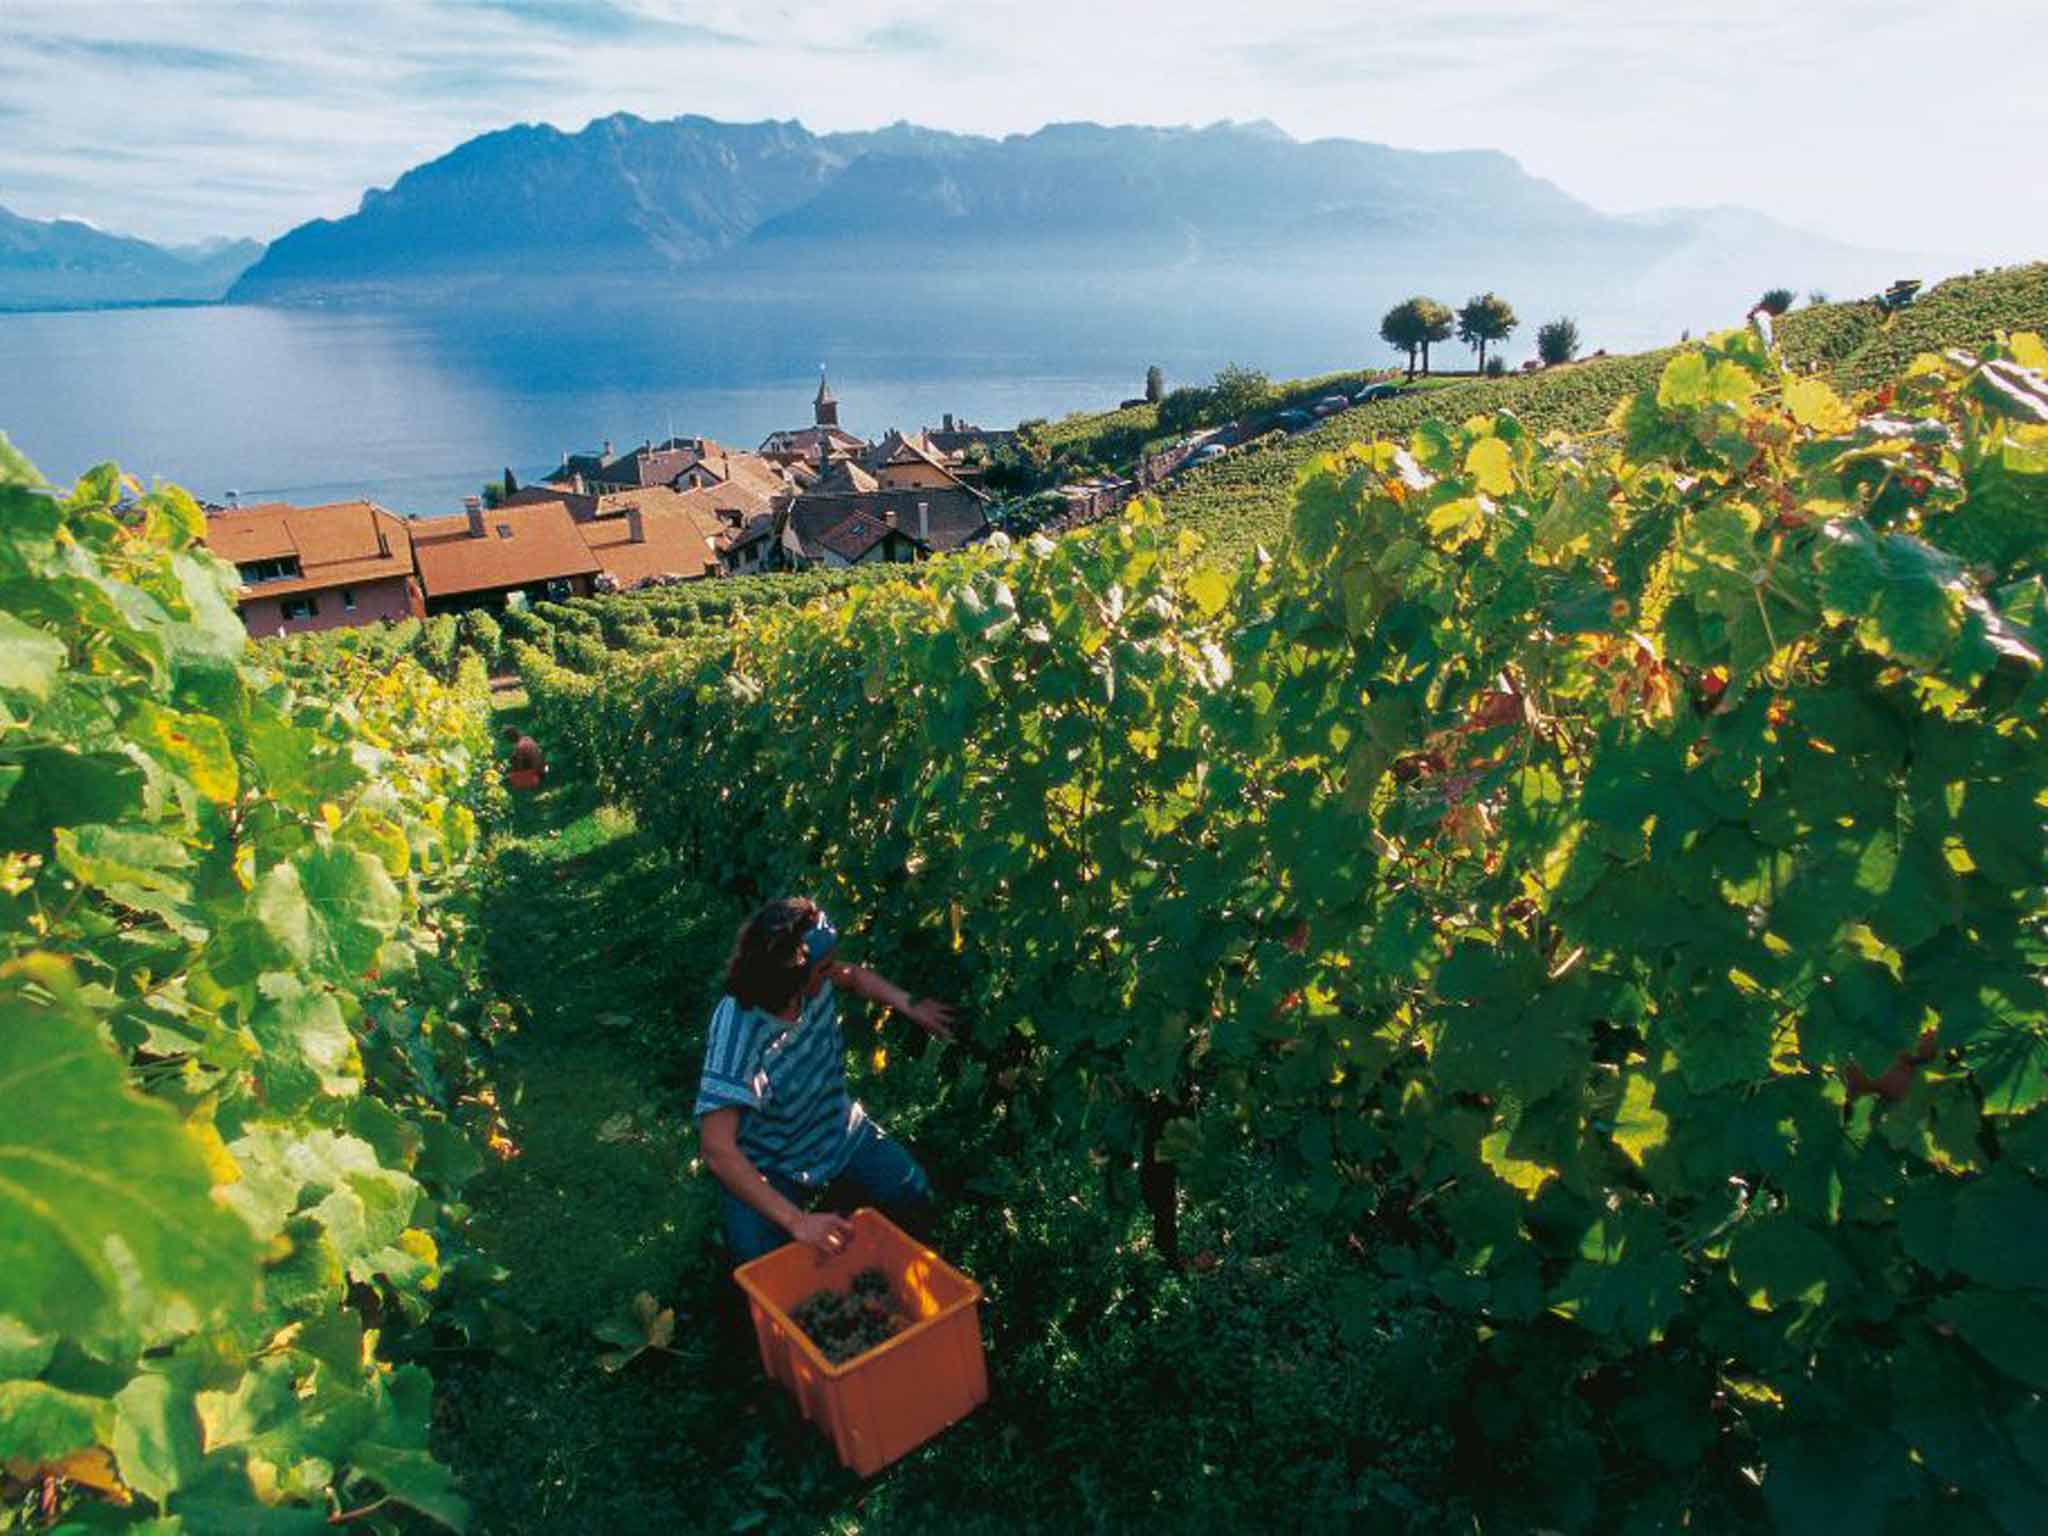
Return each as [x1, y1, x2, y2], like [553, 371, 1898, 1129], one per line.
[1613, 1073, 1670, 1166]
[1465, 436, 1515, 496]
[1784, 377, 1855, 433]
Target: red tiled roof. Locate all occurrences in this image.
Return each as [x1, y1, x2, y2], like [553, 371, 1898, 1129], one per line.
[785, 487, 990, 558]
[815, 459, 881, 495]
[578, 486, 726, 586]
[411, 501, 601, 598]
[204, 500, 415, 599]
[815, 512, 899, 562]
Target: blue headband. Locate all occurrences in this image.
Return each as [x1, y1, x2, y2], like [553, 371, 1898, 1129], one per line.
[804, 913, 838, 969]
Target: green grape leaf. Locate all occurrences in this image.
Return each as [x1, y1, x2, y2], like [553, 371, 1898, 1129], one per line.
[255, 846, 402, 984]
[0, 974, 260, 1340]
[113, 1370, 206, 1504]
[0, 1318, 54, 1382]
[1728, 1214, 1850, 1312]
[347, 1442, 470, 1531]
[1948, 1166, 2048, 1291]
[52, 823, 206, 942]
[1551, 1205, 1685, 1344]
[1932, 1289, 2048, 1390]
[0, 1378, 114, 1465]
[0, 611, 66, 700]
[248, 975, 359, 1112]
[1611, 1072, 1670, 1167]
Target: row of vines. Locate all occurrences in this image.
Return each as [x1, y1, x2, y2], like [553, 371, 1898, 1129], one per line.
[525, 328, 2048, 1528]
[1, 442, 504, 1530]
[274, 566, 903, 684]
[1162, 263, 2048, 561]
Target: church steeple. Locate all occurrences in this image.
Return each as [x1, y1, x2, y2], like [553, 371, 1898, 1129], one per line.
[814, 367, 839, 429]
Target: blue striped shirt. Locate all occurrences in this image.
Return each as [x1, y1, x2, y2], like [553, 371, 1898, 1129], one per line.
[693, 981, 867, 1186]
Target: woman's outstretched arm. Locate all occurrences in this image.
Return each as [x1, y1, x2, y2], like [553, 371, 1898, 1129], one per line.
[827, 962, 955, 1040]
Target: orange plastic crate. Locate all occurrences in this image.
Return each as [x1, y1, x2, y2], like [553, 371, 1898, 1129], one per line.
[732, 1207, 988, 1477]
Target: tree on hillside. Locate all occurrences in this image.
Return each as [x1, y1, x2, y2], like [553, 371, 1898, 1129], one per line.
[1156, 385, 1215, 436]
[1209, 363, 1274, 422]
[1757, 287, 1796, 316]
[480, 480, 505, 510]
[1536, 316, 1581, 367]
[1456, 292, 1518, 374]
[1807, 289, 1829, 307]
[1415, 298, 1454, 376]
[1381, 297, 1455, 378]
[1145, 365, 1165, 404]
[502, 466, 519, 501]
[1380, 301, 1426, 378]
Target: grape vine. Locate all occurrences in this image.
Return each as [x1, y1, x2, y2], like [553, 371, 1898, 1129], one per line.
[528, 327, 2048, 1527]
[0, 441, 500, 1530]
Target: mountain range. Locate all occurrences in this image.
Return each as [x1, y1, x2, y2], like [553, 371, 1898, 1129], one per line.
[224, 115, 1895, 312]
[0, 205, 261, 310]
[0, 115, 1911, 334]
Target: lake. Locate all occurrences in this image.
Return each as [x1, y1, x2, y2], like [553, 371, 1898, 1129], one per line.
[0, 256, 1848, 514]
[0, 290, 1167, 515]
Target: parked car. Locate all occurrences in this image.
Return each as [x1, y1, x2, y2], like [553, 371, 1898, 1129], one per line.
[1191, 443, 1229, 464]
[1353, 382, 1401, 404]
[1275, 409, 1313, 431]
[1311, 394, 1350, 417]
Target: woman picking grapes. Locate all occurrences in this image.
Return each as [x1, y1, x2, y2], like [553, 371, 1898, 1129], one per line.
[696, 898, 954, 1262]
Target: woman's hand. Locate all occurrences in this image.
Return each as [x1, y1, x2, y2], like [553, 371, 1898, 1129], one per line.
[903, 997, 955, 1041]
[790, 1211, 857, 1258]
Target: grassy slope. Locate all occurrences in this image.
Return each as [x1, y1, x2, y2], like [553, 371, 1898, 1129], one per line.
[1157, 262, 2048, 559]
[1030, 365, 1413, 475]
[428, 765, 1469, 1534]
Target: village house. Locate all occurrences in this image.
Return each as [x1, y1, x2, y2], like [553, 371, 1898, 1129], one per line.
[924, 412, 1016, 460]
[759, 371, 868, 466]
[773, 486, 991, 570]
[541, 438, 798, 517]
[564, 485, 733, 588]
[204, 500, 424, 638]
[410, 497, 602, 613]
[862, 429, 988, 494]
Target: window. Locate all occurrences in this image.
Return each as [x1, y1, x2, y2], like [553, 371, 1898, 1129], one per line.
[341, 588, 357, 612]
[237, 556, 303, 584]
[281, 595, 319, 622]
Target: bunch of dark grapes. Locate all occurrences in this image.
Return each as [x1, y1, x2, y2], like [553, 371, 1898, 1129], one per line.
[790, 1267, 911, 1364]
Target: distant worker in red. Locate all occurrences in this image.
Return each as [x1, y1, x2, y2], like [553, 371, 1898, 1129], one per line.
[502, 725, 546, 791]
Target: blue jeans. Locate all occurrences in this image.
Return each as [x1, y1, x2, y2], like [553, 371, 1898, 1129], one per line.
[721, 1120, 934, 1265]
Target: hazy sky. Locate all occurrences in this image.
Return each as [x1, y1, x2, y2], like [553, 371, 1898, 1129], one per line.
[1, 0, 2041, 260]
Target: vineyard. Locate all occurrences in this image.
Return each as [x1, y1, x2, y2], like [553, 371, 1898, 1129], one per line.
[511, 318, 2048, 1529]
[5, 275, 2048, 1532]
[0, 443, 506, 1529]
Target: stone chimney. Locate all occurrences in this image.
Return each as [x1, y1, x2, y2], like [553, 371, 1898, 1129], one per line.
[917, 500, 929, 543]
[602, 439, 613, 457]
[571, 472, 586, 496]
[626, 505, 646, 544]
[464, 496, 485, 538]
[374, 516, 391, 558]
[884, 508, 897, 528]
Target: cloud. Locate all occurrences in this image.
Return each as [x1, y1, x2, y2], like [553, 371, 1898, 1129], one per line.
[0, 0, 2039, 261]
[861, 20, 947, 53]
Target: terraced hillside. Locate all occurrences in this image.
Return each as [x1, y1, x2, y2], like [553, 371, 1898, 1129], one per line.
[1159, 262, 2048, 558]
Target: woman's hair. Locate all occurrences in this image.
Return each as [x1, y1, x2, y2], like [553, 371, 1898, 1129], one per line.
[722, 896, 822, 1013]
